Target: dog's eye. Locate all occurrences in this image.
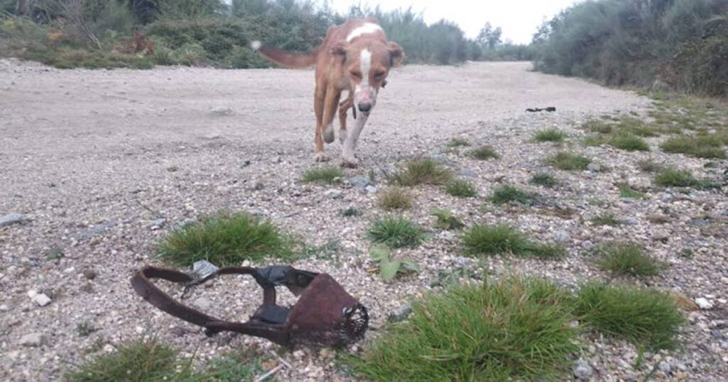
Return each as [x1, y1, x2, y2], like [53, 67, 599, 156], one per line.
[374, 71, 385, 79]
[350, 71, 362, 79]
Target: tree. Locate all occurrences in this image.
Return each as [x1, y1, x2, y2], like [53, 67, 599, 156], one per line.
[477, 22, 502, 49]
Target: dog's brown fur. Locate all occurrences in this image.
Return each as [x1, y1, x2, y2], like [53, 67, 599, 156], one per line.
[253, 19, 404, 166]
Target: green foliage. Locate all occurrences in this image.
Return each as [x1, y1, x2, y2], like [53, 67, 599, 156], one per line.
[654, 167, 699, 187]
[574, 284, 684, 351]
[392, 158, 453, 187]
[430, 209, 464, 230]
[446, 138, 471, 147]
[619, 186, 648, 199]
[547, 152, 591, 171]
[637, 159, 664, 173]
[591, 214, 622, 227]
[378, 187, 413, 211]
[157, 211, 293, 266]
[534, 129, 567, 143]
[445, 179, 477, 198]
[341, 207, 362, 217]
[369, 245, 419, 282]
[461, 224, 564, 259]
[608, 132, 651, 152]
[529, 173, 558, 188]
[367, 216, 425, 249]
[301, 165, 343, 184]
[660, 135, 726, 159]
[349, 276, 578, 381]
[467, 145, 500, 160]
[596, 242, 663, 277]
[487, 185, 535, 205]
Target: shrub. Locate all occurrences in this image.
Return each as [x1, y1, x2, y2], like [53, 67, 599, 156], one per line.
[157, 211, 293, 266]
[574, 284, 684, 351]
[367, 216, 425, 248]
[596, 242, 663, 277]
[350, 277, 578, 381]
[378, 188, 413, 211]
[369, 245, 419, 283]
[529, 173, 558, 188]
[445, 179, 477, 198]
[534, 129, 567, 142]
[301, 166, 344, 184]
[654, 168, 699, 187]
[430, 209, 464, 230]
[608, 132, 650, 152]
[393, 158, 453, 187]
[547, 152, 591, 171]
[660, 135, 726, 159]
[461, 224, 564, 259]
[487, 185, 535, 205]
[467, 145, 500, 160]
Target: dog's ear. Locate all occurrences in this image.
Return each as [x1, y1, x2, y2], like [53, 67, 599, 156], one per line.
[388, 42, 404, 67]
[330, 41, 348, 61]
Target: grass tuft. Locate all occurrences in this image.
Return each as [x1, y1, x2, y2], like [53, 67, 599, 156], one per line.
[654, 168, 699, 188]
[534, 129, 568, 142]
[378, 188, 413, 211]
[660, 135, 726, 159]
[445, 179, 477, 198]
[574, 284, 684, 351]
[157, 211, 293, 266]
[341, 207, 362, 217]
[350, 276, 578, 381]
[547, 152, 591, 171]
[637, 159, 663, 173]
[393, 158, 453, 187]
[608, 132, 651, 152]
[461, 224, 564, 259]
[367, 216, 425, 248]
[591, 214, 622, 226]
[529, 173, 558, 188]
[301, 166, 344, 184]
[488, 185, 535, 205]
[596, 242, 663, 277]
[431, 209, 465, 230]
[619, 186, 648, 199]
[467, 145, 500, 160]
[447, 138, 471, 147]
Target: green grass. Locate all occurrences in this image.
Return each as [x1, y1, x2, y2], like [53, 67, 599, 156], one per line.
[529, 173, 558, 188]
[445, 179, 477, 198]
[654, 168, 699, 188]
[301, 165, 344, 184]
[350, 277, 579, 381]
[591, 214, 622, 227]
[341, 207, 362, 217]
[547, 152, 591, 171]
[619, 186, 648, 199]
[583, 119, 613, 134]
[392, 158, 454, 187]
[583, 135, 606, 147]
[367, 216, 425, 248]
[378, 188, 413, 211]
[596, 242, 663, 277]
[637, 159, 663, 173]
[608, 132, 651, 152]
[157, 211, 293, 266]
[467, 145, 500, 160]
[574, 284, 684, 351]
[534, 129, 568, 143]
[660, 135, 726, 159]
[461, 224, 564, 259]
[487, 185, 535, 205]
[447, 138, 471, 147]
[431, 209, 465, 230]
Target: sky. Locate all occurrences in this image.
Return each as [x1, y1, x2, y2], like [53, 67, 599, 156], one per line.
[329, 0, 582, 44]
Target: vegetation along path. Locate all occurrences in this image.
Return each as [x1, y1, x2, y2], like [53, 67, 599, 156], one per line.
[1, 59, 727, 381]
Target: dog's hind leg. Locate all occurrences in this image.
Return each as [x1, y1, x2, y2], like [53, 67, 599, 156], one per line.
[313, 85, 329, 162]
[338, 96, 353, 144]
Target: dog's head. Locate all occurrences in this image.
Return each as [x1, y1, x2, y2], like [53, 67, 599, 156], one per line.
[331, 39, 404, 114]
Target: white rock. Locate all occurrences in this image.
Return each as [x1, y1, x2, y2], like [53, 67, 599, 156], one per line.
[573, 358, 593, 379]
[193, 297, 212, 311]
[32, 293, 52, 307]
[0, 304, 9, 311]
[19, 333, 43, 347]
[695, 298, 714, 310]
[27, 290, 38, 299]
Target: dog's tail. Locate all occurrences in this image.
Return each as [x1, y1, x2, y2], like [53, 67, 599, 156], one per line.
[251, 41, 318, 69]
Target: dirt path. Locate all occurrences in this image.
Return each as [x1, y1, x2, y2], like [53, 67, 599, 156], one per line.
[1, 60, 726, 381]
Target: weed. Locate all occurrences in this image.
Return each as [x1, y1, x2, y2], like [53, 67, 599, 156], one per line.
[378, 188, 413, 211]
[608, 132, 651, 152]
[461, 224, 564, 259]
[488, 185, 535, 205]
[45, 247, 64, 260]
[157, 211, 293, 266]
[430, 209, 465, 230]
[467, 145, 500, 160]
[547, 152, 591, 171]
[591, 214, 622, 226]
[76, 322, 98, 338]
[301, 166, 344, 184]
[678, 248, 694, 260]
[660, 135, 726, 159]
[194, 350, 263, 381]
[369, 245, 419, 282]
[341, 207, 362, 217]
[299, 239, 340, 261]
[596, 242, 663, 277]
[447, 138, 471, 147]
[534, 129, 568, 142]
[619, 186, 648, 199]
[654, 168, 699, 188]
[583, 119, 613, 134]
[583, 135, 606, 147]
[392, 158, 453, 187]
[530, 173, 558, 188]
[445, 179, 477, 198]
[367, 216, 425, 248]
[574, 284, 684, 351]
[637, 159, 663, 173]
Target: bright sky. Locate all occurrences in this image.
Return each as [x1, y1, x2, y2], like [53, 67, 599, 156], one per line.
[329, 0, 582, 44]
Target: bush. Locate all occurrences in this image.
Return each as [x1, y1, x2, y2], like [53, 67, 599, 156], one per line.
[368, 216, 425, 248]
[654, 168, 699, 187]
[660, 135, 726, 159]
[378, 188, 413, 211]
[547, 152, 591, 171]
[350, 277, 578, 381]
[392, 158, 453, 187]
[445, 179, 477, 198]
[467, 145, 500, 160]
[461, 224, 564, 259]
[487, 185, 534, 205]
[608, 132, 650, 152]
[591, 214, 622, 227]
[534, 129, 567, 142]
[157, 211, 293, 266]
[596, 242, 663, 277]
[301, 166, 343, 184]
[530, 173, 558, 188]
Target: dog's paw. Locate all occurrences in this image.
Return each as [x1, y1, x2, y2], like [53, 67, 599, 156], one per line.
[314, 152, 330, 162]
[340, 155, 358, 168]
[339, 130, 348, 144]
[323, 125, 335, 144]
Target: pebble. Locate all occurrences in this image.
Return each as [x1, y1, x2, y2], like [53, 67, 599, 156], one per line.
[19, 333, 43, 347]
[458, 168, 477, 177]
[587, 163, 601, 172]
[365, 185, 378, 194]
[388, 306, 413, 322]
[149, 218, 166, 230]
[325, 189, 343, 199]
[553, 230, 570, 243]
[82, 269, 98, 280]
[193, 297, 212, 311]
[0, 304, 9, 311]
[582, 240, 595, 251]
[695, 298, 714, 310]
[573, 357, 594, 379]
[209, 107, 233, 116]
[348, 176, 371, 191]
[32, 293, 52, 307]
[0, 213, 23, 227]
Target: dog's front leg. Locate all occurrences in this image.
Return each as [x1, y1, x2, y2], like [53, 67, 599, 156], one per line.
[340, 113, 369, 168]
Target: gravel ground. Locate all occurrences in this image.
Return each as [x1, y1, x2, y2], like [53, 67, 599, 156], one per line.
[1, 58, 726, 381]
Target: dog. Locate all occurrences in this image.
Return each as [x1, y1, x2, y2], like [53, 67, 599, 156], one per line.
[251, 19, 404, 167]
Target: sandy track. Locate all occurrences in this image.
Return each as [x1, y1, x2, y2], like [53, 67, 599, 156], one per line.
[1, 60, 726, 381]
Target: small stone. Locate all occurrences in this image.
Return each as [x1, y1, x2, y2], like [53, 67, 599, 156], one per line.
[553, 230, 570, 243]
[388, 306, 413, 323]
[573, 358, 593, 379]
[166, 166, 179, 172]
[209, 107, 233, 116]
[149, 218, 166, 230]
[711, 329, 725, 340]
[348, 176, 371, 190]
[0, 304, 9, 311]
[253, 182, 265, 191]
[325, 189, 343, 199]
[33, 293, 52, 307]
[365, 185, 378, 194]
[82, 269, 97, 280]
[587, 163, 601, 172]
[0, 213, 23, 227]
[271, 156, 282, 164]
[293, 350, 305, 359]
[695, 298, 714, 310]
[19, 333, 43, 347]
[582, 240, 595, 251]
[193, 297, 212, 311]
[623, 218, 638, 226]
[658, 360, 672, 373]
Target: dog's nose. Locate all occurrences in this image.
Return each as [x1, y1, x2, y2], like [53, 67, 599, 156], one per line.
[358, 102, 372, 113]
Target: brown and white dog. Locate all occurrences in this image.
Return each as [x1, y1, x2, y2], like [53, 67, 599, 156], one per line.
[251, 19, 404, 167]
